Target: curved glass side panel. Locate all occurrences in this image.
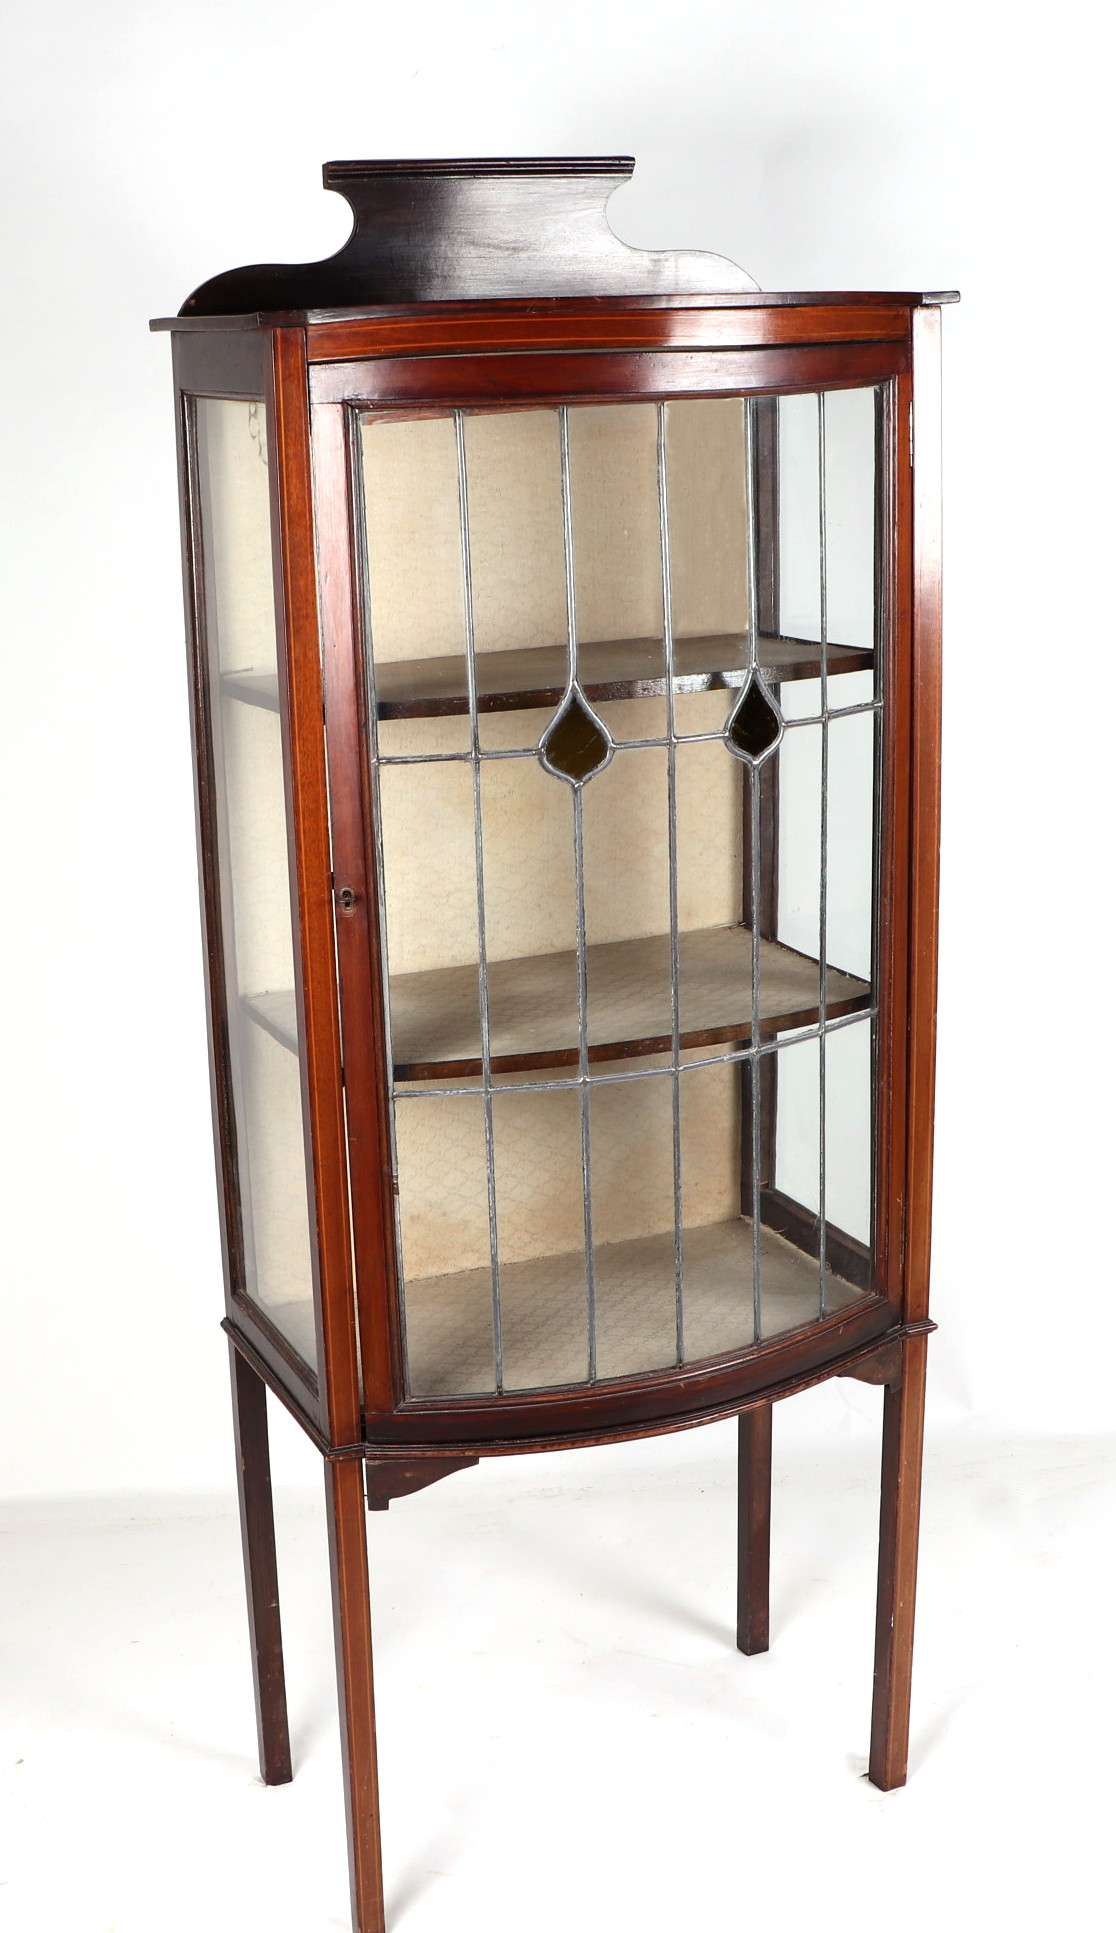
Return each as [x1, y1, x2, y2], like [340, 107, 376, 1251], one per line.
[361, 389, 884, 1398]
[193, 398, 318, 1372]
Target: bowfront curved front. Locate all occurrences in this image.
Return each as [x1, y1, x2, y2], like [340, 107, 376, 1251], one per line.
[307, 308, 917, 1453]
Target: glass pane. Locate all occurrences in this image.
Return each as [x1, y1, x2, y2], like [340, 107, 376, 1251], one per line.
[825, 1018, 873, 1255]
[567, 403, 666, 742]
[777, 392, 822, 644]
[195, 398, 316, 1369]
[466, 409, 568, 756]
[493, 1086, 587, 1390]
[591, 1069, 679, 1379]
[822, 386, 877, 658]
[362, 412, 471, 755]
[395, 1093, 495, 1397]
[826, 708, 876, 981]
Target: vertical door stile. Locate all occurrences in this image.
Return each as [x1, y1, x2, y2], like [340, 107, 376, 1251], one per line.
[310, 390, 401, 1422]
[268, 331, 362, 1445]
[904, 309, 945, 1327]
[873, 374, 909, 1311]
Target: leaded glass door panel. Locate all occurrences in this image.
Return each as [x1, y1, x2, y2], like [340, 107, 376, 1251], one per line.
[358, 386, 885, 1399]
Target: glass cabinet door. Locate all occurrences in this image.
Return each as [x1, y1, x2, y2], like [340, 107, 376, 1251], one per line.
[357, 388, 884, 1399]
[192, 397, 319, 1373]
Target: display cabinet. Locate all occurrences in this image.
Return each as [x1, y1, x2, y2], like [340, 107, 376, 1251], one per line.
[153, 157, 952, 1933]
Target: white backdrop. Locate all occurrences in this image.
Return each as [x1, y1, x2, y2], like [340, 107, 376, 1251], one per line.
[1, 0, 1112, 1498]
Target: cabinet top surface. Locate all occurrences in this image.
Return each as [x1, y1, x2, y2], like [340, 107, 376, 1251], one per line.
[152, 289, 958, 331]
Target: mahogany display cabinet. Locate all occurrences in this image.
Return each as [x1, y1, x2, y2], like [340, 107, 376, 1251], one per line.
[153, 157, 952, 1933]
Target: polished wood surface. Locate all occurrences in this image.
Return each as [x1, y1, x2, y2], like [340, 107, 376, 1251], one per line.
[736, 1404, 772, 1655]
[361, 1293, 897, 1450]
[364, 1456, 479, 1510]
[229, 1343, 292, 1785]
[310, 399, 405, 1418]
[224, 630, 869, 719]
[268, 329, 364, 1445]
[388, 923, 867, 1078]
[377, 631, 868, 716]
[869, 1331, 928, 1789]
[152, 291, 957, 338]
[311, 339, 909, 409]
[325, 1457, 385, 1933]
[180, 157, 753, 316]
[904, 308, 944, 1327]
[243, 925, 869, 1079]
[305, 300, 914, 363]
[229, 1309, 928, 1462]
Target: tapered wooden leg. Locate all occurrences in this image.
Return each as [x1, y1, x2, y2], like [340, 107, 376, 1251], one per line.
[869, 1332, 928, 1790]
[736, 1403, 773, 1655]
[229, 1342, 292, 1785]
[326, 1458, 386, 1933]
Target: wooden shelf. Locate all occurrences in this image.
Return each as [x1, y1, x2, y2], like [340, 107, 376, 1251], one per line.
[401, 1217, 867, 1397]
[221, 632, 871, 721]
[244, 925, 868, 1082]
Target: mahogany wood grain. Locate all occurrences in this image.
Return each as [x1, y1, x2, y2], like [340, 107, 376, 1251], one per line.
[904, 309, 944, 1326]
[736, 1404, 772, 1655]
[874, 373, 912, 1306]
[151, 291, 958, 335]
[373, 630, 869, 717]
[747, 404, 781, 1204]
[840, 1338, 903, 1387]
[229, 1342, 292, 1784]
[869, 1330, 928, 1788]
[268, 330, 363, 1446]
[382, 925, 868, 1081]
[229, 1309, 928, 1464]
[310, 340, 909, 409]
[226, 1318, 348, 1458]
[364, 1456, 479, 1510]
[325, 1457, 386, 1933]
[362, 1294, 898, 1450]
[307, 302, 912, 363]
[180, 157, 754, 316]
[225, 630, 869, 719]
[310, 400, 404, 1417]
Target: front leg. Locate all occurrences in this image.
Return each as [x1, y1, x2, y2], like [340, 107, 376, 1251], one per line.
[736, 1403, 773, 1655]
[326, 1457, 386, 1933]
[869, 1332, 929, 1789]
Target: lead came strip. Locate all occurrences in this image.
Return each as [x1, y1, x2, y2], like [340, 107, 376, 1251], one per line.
[454, 410, 505, 1393]
[373, 700, 882, 765]
[557, 407, 599, 1383]
[656, 403, 686, 1367]
[392, 1005, 878, 1104]
[746, 399, 764, 1345]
